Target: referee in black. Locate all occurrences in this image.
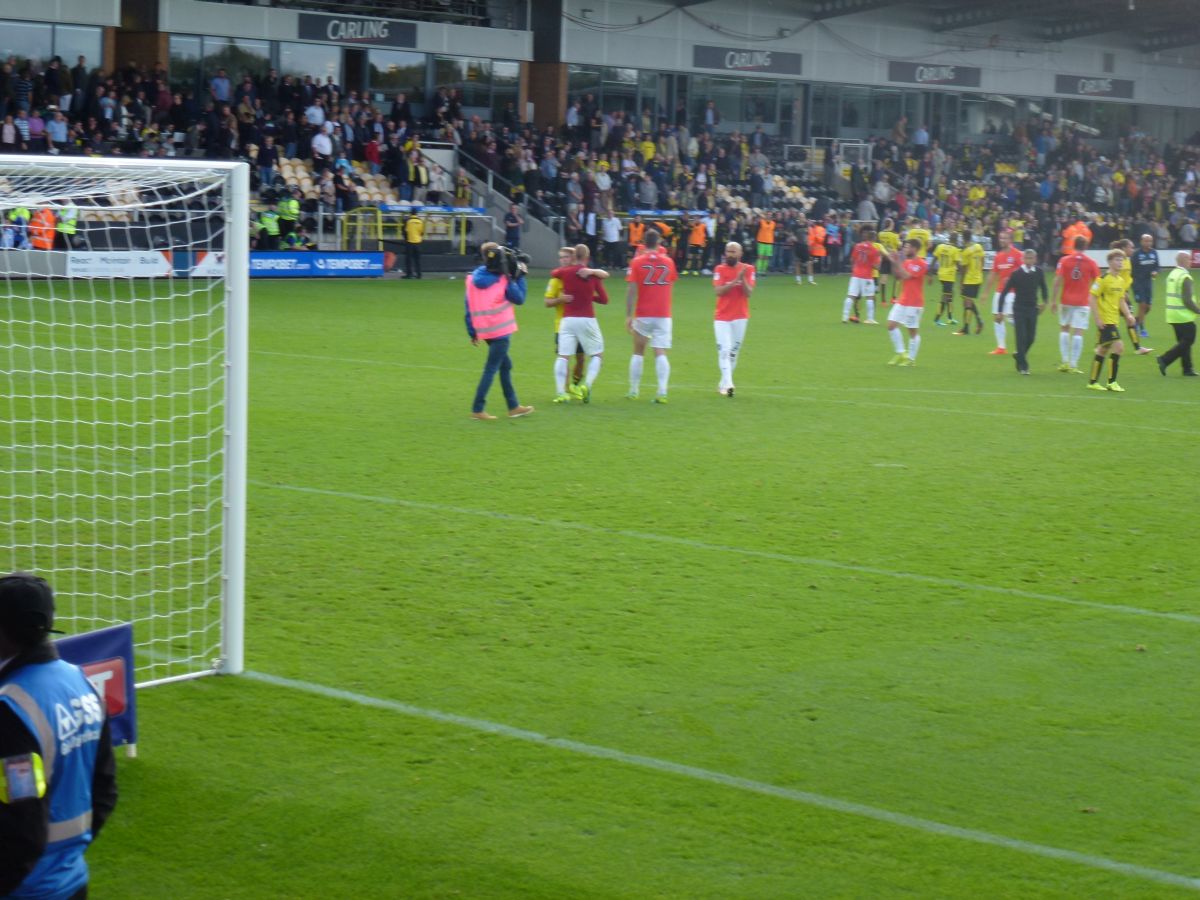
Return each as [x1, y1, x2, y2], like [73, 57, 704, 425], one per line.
[1004, 248, 1048, 374]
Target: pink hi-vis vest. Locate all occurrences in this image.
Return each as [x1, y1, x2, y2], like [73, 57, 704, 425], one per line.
[466, 275, 518, 339]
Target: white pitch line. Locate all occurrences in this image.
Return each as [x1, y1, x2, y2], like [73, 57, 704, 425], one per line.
[252, 350, 1199, 435]
[251, 349, 1196, 408]
[242, 669, 1200, 893]
[249, 480, 1200, 625]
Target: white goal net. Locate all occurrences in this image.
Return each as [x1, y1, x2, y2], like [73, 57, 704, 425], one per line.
[1, 156, 248, 687]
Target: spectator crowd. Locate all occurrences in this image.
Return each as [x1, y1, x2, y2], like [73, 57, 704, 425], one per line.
[2, 52, 1199, 268]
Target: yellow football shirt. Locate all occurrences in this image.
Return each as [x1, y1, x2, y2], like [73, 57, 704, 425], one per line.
[1091, 273, 1126, 325]
[906, 228, 932, 258]
[933, 243, 960, 283]
[879, 230, 900, 253]
[1117, 260, 1132, 293]
[546, 277, 565, 331]
[960, 243, 985, 285]
[871, 242, 886, 278]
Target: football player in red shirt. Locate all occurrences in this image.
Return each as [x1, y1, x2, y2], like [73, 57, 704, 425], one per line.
[986, 229, 1023, 355]
[1050, 235, 1101, 373]
[712, 241, 756, 397]
[886, 239, 929, 367]
[624, 230, 678, 402]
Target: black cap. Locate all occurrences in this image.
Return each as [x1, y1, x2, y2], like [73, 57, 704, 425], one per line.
[0, 573, 63, 647]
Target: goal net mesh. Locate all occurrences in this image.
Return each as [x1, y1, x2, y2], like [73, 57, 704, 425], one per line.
[1, 160, 240, 684]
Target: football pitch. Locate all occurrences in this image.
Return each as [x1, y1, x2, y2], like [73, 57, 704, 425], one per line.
[89, 271, 1199, 898]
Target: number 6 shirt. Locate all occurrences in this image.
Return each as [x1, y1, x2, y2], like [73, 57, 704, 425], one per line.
[626, 249, 678, 318]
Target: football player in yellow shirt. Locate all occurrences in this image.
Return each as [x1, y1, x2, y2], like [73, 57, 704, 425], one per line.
[905, 218, 932, 259]
[1087, 250, 1137, 392]
[1111, 238, 1155, 355]
[953, 231, 985, 335]
[932, 240, 960, 326]
[877, 218, 901, 302]
[545, 246, 586, 390]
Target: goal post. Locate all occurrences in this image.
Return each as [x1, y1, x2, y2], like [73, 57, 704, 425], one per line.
[0, 155, 249, 687]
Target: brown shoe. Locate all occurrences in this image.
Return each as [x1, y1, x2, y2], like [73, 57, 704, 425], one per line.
[470, 411, 497, 421]
[508, 405, 535, 418]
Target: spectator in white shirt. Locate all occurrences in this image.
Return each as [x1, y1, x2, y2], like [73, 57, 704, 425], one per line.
[311, 130, 332, 171]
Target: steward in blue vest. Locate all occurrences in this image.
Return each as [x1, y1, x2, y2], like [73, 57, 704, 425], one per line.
[0, 573, 117, 899]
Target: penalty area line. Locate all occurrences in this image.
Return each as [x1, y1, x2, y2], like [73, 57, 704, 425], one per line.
[243, 669, 1200, 893]
[249, 480, 1200, 626]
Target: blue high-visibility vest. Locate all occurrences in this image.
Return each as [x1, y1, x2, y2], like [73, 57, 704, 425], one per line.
[1, 659, 105, 899]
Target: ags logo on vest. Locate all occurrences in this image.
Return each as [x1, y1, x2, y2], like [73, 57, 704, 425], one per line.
[55, 691, 104, 756]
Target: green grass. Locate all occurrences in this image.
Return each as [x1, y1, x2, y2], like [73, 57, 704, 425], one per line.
[56, 270, 1200, 896]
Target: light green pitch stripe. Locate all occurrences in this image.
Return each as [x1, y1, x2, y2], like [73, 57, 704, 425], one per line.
[243, 670, 1200, 893]
[249, 480, 1200, 626]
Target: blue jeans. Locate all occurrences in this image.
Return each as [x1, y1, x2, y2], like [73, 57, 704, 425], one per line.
[473, 336, 520, 413]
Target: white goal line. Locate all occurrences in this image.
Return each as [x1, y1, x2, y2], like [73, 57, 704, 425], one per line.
[244, 669, 1200, 893]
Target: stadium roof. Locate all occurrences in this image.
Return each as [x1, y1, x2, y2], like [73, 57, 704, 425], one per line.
[661, 0, 1200, 53]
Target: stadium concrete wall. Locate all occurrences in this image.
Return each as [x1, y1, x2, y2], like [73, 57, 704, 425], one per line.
[157, 0, 532, 61]
[563, 0, 1200, 113]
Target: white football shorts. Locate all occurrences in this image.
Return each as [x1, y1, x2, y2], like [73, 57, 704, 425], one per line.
[633, 316, 672, 349]
[847, 276, 876, 298]
[1059, 305, 1090, 330]
[557, 317, 604, 356]
[887, 304, 923, 329]
[992, 291, 1014, 317]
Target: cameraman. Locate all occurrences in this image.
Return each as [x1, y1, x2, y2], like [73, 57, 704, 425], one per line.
[465, 242, 535, 420]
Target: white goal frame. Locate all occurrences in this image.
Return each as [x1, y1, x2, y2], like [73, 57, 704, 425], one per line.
[0, 155, 248, 686]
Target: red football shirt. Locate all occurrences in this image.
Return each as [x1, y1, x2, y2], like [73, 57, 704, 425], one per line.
[850, 241, 882, 279]
[1056, 253, 1100, 306]
[551, 265, 608, 318]
[991, 247, 1023, 292]
[897, 258, 928, 307]
[626, 250, 677, 318]
[712, 262, 754, 321]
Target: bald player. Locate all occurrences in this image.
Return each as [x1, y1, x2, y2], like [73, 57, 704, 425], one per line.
[712, 241, 756, 396]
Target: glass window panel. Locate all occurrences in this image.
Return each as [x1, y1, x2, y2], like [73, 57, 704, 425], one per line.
[0, 21, 52, 69]
[1061, 99, 1101, 137]
[810, 83, 836, 139]
[168, 35, 203, 94]
[280, 42, 342, 89]
[605, 67, 637, 84]
[203, 37, 270, 84]
[870, 91, 901, 132]
[708, 77, 741, 128]
[53, 26, 101, 75]
[1092, 101, 1132, 140]
[568, 65, 601, 97]
[959, 93, 986, 138]
[435, 56, 490, 108]
[367, 49, 424, 104]
[742, 79, 776, 125]
[840, 86, 868, 129]
[491, 59, 519, 122]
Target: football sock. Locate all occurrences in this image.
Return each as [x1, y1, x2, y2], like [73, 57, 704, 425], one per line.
[554, 357, 568, 393]
[866, 299, 875, 320]
[1089, 354, 1105, 383]
[908, 334, 921, 361]
[655, 354, 670, 395]
[718, 349, 731, 389]
[1071, 334, 1084, 367]
[629, 354, 643, 392]
[586, 355, 602, 388]
[1126, 324, 1141, 350]
[1059, 331, 1070, 362]
[842, 297, 854, 321]
[889, 328, 905, 353]
[994, 321, 1007, 349]
[1109, 355, 1120, 383]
